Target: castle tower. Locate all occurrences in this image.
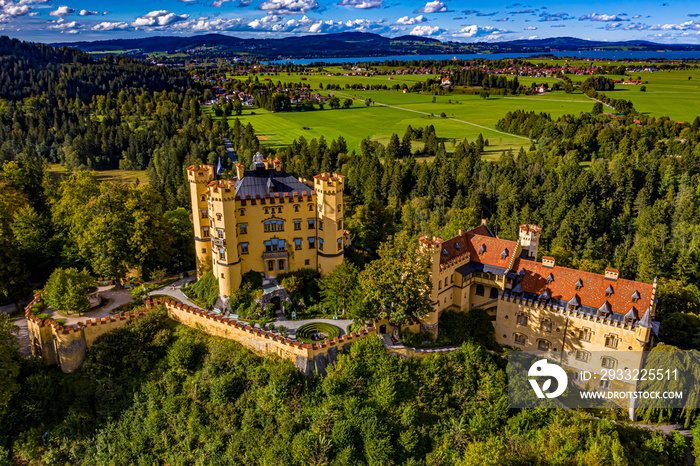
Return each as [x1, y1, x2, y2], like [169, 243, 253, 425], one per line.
[208, 179, 242, 297]
[187, 165, 215, 278]
[314, 173, 346, 276]
[518, 224, 542, 260]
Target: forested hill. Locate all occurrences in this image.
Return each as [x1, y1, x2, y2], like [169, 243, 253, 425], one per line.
[54, 33, 700, 59]
[0, 36, 194, 101]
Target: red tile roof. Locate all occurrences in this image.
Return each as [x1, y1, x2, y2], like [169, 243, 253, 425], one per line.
[512, 258, 653, 319]
[439, 229, 515, 266]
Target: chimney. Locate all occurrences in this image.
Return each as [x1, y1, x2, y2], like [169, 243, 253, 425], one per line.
[605, 268, 619, 281]
[542, 256, 555, 268]
[235, 163, 245, 180]
[481, 219, 487, 225]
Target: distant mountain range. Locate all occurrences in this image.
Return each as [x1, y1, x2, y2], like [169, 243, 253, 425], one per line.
[53, 33, 700, 60]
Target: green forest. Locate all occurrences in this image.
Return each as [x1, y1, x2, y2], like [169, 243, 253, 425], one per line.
[3, 35, 700, 463]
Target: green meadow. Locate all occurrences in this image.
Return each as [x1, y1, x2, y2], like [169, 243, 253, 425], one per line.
[217, 65, 700, 156]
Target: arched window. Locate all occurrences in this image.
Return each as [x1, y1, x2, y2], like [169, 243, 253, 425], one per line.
[475, 284, 485, 296]
[264, 220, 284, 232]
[489, 287, 498, 299]
[294, 204, 300, 212]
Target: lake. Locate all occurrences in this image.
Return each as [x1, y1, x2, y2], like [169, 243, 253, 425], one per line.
[265, 50, 700, 65]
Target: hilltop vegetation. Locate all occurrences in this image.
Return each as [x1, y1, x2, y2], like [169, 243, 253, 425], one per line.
[0, 310, 687, 464]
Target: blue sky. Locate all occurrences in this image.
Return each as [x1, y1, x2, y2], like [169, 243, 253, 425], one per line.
[1, 0, 700, 44]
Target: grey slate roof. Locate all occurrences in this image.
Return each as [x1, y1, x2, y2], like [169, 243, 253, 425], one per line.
[631, 290, 641, 300]
[234, 169, 311, 198]
[575, 278, 583, 288]
[598, 301, 612, 314]
[624, 306, 637, 320]
[638, 307, 653, 328]
[568, 294, 581, 306]
[605, 284, 614, 294]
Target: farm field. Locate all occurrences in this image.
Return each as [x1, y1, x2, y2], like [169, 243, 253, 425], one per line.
[211, 88, 592, 158]
[216, 65, 700, 156]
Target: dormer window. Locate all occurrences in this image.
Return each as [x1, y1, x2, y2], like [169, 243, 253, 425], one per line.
[575, 278, 583, 291]
[605, 285, 614, 298]
[442, 249, 448, 255]
[546, 273, 554, 284]
[501, 248, 508, 259]
[478, 244, 486, 255]
[631, 290, 640, 303]
[624, 306, 637, 323]
[568, 294, 581, 311]
[598, 301, 611, 316]
[539, 288, 551, 301]
[455, 243, 460, 250]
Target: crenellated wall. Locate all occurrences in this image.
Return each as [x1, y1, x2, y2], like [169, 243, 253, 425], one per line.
[156, 298, 376, 376]
[24, 295, 377, 376]
[25, 294, 151, 373]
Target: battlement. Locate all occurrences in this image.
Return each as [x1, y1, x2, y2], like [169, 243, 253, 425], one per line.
[187, 165, 215, 183]
[313, 173, 345, 193]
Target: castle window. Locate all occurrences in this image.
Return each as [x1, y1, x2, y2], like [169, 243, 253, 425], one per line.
[308, 237, 315, 249]
[202, 227, 209, 238]
[201, 248, 206, 253]
[239, 209, 245, 216]
[338, 220, 342, 230]
[599, 379, 611, 390]
[319, 220, 323, 231]
[438, 281, 441, 290]
[489, 287, 498, 299]
[264, 220, 284, 232]
[241, 243, 249, 254]
[537, 339, 551, 351]
[217, 229, 224, 238]
[579, 327, 592, 342]
[278, 259, 285, 271]
[514, 333, 527, 345]
[239, 224, 247, 235]
[516, 313, 528, 326]
[575, 350, 590, 362]
[337, 238, 342, 251]
[540, 319, 552, 333]
[605, 285, 614, 297]
[605, 335, 619, 349]
[475, 284, 485, 296]
[221, 273, 225, 278]
[219, 248, 225, 260]
[308, 204, 314, 211]
[264, 238, 285, 252]
[294, 204, 300, 212]
[631, 290, 640, 303]
[295, 238, 302, 250]
[546, 273, 554, 284]
[338, 204, 342, 212]
[200, 209, 207, 219]
[294, 221, 301, 230]
[264, 207, 269, 214]
[200, 194, 206, 202]
[601, 357, 617, 369]
[319, 238, 324, 251]
[305, 259, 310, 265]
[478, 244, 486, 255]
[308, 219, 315, 229]
[268, 260, 274, 272]
[216, 213, 222, 221]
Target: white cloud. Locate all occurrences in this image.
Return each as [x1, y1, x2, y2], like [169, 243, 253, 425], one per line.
[337, 0, 382, 9]
[524, 26, 537, 30]
[92, 21, 130, 31]
[4, 4, 29, 16]
[258, 0, 322, 15]
[79, 9, 98, 15]
[452, 24, 509, 39]
[415, 1, 450, 14]
[48, 19, 78, 29]
[409, 24, 443, 35]
[394, 14, 427, 25]
[579, 13, 629, 22]
[49, 5, 75, 17]
[133, 10, 190, 27]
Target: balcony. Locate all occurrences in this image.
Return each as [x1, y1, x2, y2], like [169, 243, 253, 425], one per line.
[212, 237, 226, 248]
[263, 250, 288, 260]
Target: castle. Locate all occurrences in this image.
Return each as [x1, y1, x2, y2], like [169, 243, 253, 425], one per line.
[187, 155, 348, 300]
[420, 223, 658, 394]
